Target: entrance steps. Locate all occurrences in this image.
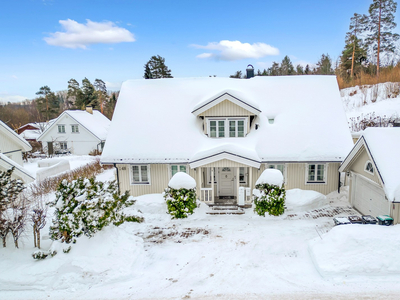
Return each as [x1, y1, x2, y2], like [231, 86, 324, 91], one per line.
[206, 205, 245, 215]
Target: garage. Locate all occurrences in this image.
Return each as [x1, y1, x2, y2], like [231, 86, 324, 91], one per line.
[352, 173, 388, 217]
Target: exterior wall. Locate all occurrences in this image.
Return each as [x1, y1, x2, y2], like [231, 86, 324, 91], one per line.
[391, 203, 400, 225]
[348, 148, 381, 185]
[199, 100, 253, 117]
[40, 114, 100, 155]
[0, 131, 24, 165]
[118, 161, 340, 198]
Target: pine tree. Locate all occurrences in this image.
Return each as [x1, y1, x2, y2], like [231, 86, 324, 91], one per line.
[365, 0, 400, 77]
[346, 13, 368, 79]
[268, 62, 280, 76]
[315, 54, 334, 75]
[67, 78, 82, 109]
[94, 79, 108, 114]
[296, 64, 304, 75]
[340, 36, 367, 80]
[280, 56, 295, 75]
[229, 70, 242, 78]
[81, 78, 98, 109]
[143, 55, 173, 79]
[304, 64, 311, 75]
[35, 86, 59, 121]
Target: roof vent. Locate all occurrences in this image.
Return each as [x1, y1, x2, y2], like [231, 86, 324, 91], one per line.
[246, 64, 254, 79]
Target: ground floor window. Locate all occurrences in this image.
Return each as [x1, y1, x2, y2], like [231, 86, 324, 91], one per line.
[59, 142, 68, 150]
[170, 165, 187, 177]
[239, 167, 247, 184]
[307, 164, 325, 183]
[131, 165, 150, 184]
[207, 167, 217, 184]
[267, 164, 285, 178]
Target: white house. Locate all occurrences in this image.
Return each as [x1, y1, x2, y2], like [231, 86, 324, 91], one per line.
[339, 127, 400, 224]
[101, 76, 354, 205]
[0, 119, 34, 183]
[38, 108, 111, 156]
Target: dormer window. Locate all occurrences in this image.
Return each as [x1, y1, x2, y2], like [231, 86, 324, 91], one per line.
[207, 118, 247, 138]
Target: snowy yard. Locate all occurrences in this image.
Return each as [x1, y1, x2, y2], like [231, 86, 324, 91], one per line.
[1, 169, 400, 299]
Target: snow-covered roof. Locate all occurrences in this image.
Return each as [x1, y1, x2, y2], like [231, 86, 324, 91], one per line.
[19, 129, 41, 140]
[0, 153, 34, 183]
[0, 119, 32, 152]
[38, 110, 111, 141]
[101, 76, 353, 165]
[361, 128, 400, 202]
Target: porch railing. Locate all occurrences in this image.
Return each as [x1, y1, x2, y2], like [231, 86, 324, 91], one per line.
[200, 188, 213, 202]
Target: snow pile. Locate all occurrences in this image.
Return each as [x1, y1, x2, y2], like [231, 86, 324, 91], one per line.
[168, 172, 196, 189]
[36, 159, 70, 182]
[285, 189, 328, 212]
[309, 225, 400, 278]
[255, 168, 284, 187]
[37, 158, 63, 168]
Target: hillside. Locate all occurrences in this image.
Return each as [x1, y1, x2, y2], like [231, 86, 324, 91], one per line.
[341, 82, 400, 132]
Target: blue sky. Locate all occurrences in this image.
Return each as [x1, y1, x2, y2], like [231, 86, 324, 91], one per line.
[1, 0, 398, 102]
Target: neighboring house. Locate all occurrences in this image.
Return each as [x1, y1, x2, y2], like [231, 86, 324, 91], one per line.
[0, 119, 34, 183]
[101, 76, 354, 205]
[37, 108, 111, 156]
[339, 127, 400, 224]
[17, 121, 54, 142]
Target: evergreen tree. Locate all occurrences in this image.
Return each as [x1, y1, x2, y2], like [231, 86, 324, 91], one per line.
[229, 70, 243, 78]
[280, 56, 295, 75]
[296, 64, 304, 75]
[365, 0, 400, 77]
[346, 13, 368, 79]
[256, 69, 262, 76]
[340, 36, 367, 80]
[143, 55, 173, 79]
[304, 64, 311, 75]
[67, 78, 82, 109]
[261, 68, 268, 76]
[315, 54, 334, 75]
[94, 79, 108, 114]
[268, 62, 280, 76]
[35, 86, 59, 121]
[81, 78, 98, 109]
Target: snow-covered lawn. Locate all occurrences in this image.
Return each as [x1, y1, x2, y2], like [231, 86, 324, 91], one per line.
[1, 173, 400, 299]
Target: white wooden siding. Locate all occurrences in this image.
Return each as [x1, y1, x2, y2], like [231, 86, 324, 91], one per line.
[0, 131, 24, 165]
[199, 100, 253, 117]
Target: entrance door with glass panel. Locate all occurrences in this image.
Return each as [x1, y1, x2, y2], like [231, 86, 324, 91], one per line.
[219, 167, 235, 196]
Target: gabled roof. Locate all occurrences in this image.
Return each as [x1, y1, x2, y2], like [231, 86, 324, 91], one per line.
[0, 119, 32, 152]
[38, 110, 111, 141]
[101, 76, 353, 165]
[340, 127, 400, 202]
[192, 90, 261, 116]
[0, 153, 34, 183]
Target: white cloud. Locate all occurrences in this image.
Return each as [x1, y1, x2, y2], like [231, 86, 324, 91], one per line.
[44, 19, 135, 49]
[192, 40, 279, 61]
[0, 94, 28, 104]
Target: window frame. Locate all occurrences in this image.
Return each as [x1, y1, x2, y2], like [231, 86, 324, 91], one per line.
[169, 164, 188, 179]
[207, 117, 247, 138]
[306, 163, 327, 184]
[266, 164, 286, 179]
[58, 124, 66, 133]
[207, 167, 217, 184]
[239, 167, 247, 184]
[364, 160, 374, 175]
[71, 124, 79, 133]
[59, 141, 68, 150]
[130, 164, 151, 185]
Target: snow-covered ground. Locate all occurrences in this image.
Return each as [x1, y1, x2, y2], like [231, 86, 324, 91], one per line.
[2, 167, 400, 300]
[341, 83, 400, 130]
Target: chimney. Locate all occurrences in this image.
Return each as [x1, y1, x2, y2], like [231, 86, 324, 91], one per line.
[86, 106, 93, 114]
[246, 64, 254, 79]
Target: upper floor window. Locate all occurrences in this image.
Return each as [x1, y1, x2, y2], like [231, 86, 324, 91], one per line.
[71, 124, 79, 133]
[307, 164, 326, 183]
[58, 125, 65, 133]
[365, 161, 374, 174]
[207, 118, 247, 138]
[59, 142, 68, 150]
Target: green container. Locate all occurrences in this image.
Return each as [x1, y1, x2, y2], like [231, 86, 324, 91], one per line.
[377, 215, 393, 226]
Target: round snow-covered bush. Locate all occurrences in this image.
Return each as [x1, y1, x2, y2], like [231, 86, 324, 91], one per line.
[164, 172, 197, 219]
[253, 169, 286, 216]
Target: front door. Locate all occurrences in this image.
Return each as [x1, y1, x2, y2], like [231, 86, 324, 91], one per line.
[219, 167, 234, 196]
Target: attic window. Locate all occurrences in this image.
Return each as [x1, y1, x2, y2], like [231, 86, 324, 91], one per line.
[268, 118, 275, 124]
[365, 161, 374, 174]
[207, 118, 247, 138]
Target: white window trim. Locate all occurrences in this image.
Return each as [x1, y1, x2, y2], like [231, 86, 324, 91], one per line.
[58, 124, 66, 134]
[206, 117, 248, 138]
[59, 141, 68, 150]
[130, 164, 151, 185]
[168, 164, 188, 179]
[364, 160, 374, 175]
[305, 163, 328, 185]
[206, 167, 217, 184]
[239, 167, 248, 184]
[71, 124, 79, 133]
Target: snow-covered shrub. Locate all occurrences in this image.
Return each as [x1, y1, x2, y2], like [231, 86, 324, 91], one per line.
[32, 249, 57, 260]
[0, 167, 26, 248]
[48, 178, 143, 245]
[164, 172, 197, 219]
[253, 169, 286, 217]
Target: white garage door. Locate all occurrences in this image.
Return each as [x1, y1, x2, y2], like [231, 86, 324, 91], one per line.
[352, 174, 388, 217]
